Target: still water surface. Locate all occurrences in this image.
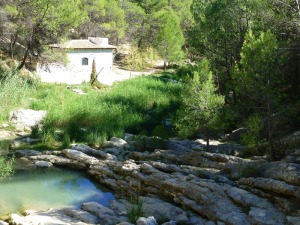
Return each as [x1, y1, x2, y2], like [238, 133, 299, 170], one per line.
[0, 167, 115, 215]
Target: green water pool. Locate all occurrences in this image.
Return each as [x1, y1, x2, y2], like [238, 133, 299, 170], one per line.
[0, 167, 115, 215]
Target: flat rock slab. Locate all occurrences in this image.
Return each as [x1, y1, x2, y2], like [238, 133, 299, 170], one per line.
[9, 109, 47, 131]
[10, 209, 89, 225]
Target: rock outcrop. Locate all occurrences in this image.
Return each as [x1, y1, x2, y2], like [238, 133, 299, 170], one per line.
[12, 135, 300, 225]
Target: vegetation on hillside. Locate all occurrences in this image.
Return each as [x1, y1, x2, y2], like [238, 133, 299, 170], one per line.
[0, 0, 299, 158]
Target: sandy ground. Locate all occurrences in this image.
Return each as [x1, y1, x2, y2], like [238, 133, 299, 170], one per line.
[99, 65, 158, 85]
[38, 63, 163, 86]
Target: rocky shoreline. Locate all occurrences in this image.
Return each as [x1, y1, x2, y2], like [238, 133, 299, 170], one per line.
[1, 135, 299, 225]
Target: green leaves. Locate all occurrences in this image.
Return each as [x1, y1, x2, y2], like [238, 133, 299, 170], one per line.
[232, 30, 283, 108]
[175, 59, 224, 138]
[81, 0, 126, 40]
[0, 155, 14, 181]
[153, 9, 185, 64]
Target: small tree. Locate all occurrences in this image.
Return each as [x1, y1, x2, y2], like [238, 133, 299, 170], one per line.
[175, 59, 224, 150]
[90, 58, 96, 84]
[232, 30, 285, 159]
[154, 9, 185, 70]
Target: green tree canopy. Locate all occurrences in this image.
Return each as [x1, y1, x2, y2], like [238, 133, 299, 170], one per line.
[77, 0, 127, 43]
[1, 0, 86, 68]
[176, 59, 224, 150]
[153, 9, 185, 69]
[232, 30, 285, 159]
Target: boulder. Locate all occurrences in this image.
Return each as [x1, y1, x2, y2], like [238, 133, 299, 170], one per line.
[15, 150, 42, 157]
[136, 216, 158, 225]
[81, 202, 127, 225]
[107, 137, 128, 148]
[0, 220, 9, 225]
[62, 149, 99, 165]
[71, 144, 108, 159]
[63, 208, 100, 224]
[9, 109, 47, 131]
[34, 160, 53, 168]
[140, 196, 200, 224]
[222, 128, 246, 142]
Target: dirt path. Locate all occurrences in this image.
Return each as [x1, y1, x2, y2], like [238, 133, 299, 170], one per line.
[98, 64, 162, 85]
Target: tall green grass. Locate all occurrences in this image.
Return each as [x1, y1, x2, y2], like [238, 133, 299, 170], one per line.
[32, 76, 182, 145]
[0, 67, 36, 121]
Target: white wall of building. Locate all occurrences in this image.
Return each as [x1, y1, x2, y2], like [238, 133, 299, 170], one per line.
[37, 49, 114, 84]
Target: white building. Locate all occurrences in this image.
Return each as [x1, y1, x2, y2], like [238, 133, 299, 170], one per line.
[37, 37, 116, 84]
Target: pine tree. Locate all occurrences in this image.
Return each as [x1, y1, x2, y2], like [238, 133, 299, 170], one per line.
[154, 9, 185, 70]
[175, 59, 224, 150]
[232, 30, 285, 159]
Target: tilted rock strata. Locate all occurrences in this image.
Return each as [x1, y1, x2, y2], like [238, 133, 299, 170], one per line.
[22, 146, 290, 225]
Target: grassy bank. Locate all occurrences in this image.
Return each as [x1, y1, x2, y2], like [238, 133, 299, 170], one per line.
[30, 75, 182, 146]
[0, 68, 36, 121]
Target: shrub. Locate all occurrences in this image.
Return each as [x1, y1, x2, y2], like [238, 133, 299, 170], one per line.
[0, 155, 15, 181]
[241, 115, 264, 156]
[240, 164, 263, 178]
[0, 66, 36, 121]
[123, 46, 159, 71]
[127, 135, 166, 152]
[127, 196, 144, 223]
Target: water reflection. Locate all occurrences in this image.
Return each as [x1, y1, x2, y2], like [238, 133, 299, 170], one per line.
[0, 167, 115, 215]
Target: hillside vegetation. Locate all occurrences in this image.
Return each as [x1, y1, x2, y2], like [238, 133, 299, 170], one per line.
[0, 0, 299, 159]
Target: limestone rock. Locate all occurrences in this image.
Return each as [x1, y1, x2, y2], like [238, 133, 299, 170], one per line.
[222, 128, 246, 142]
[109, 199, 130, 216]
[72, 144, 108, 159]
[0, 220, 9, 225]
[136, 216, 158, 225]
[226, 187, 287, 225]
[63, 208, 100, 224]
[9, 109, 47, 131]
[116, 222, 134, 225]
[161, 221, 177, 225]
[62, 149, 99, 165]
[29, 154, 87, 169]
[11, 137, 40, 148]
[15, 150, 42, 157]
[140, 196, 191, 224]
[81, 202, 127, 225]
[262, 162, 300, 186]
[287, 216, 300, 225]
[10, 209, 89, 225]
[107, 137, 128, 148]
[205, 222, 216, 225]
[238, 177, 300, 199]
[34, 160, 53, 168]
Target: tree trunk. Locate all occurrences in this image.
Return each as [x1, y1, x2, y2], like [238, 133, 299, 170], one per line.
[267, 101, 276, 160]
[164, 61, 167, 71]
[18, 47, 29, 70]
[10, 34, 17, 59]
[206, 127, 210, 151]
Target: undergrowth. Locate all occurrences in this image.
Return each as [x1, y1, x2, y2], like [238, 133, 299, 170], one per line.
[31, 76, 182, 145]
[0, 67, 36, 121]
[0, 155, 15, 181]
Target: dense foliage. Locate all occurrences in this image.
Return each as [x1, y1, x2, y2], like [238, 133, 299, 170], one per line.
[0, 0, 299, 158]
[31, 76, 182, 146]
[0, 155, 14, 181]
